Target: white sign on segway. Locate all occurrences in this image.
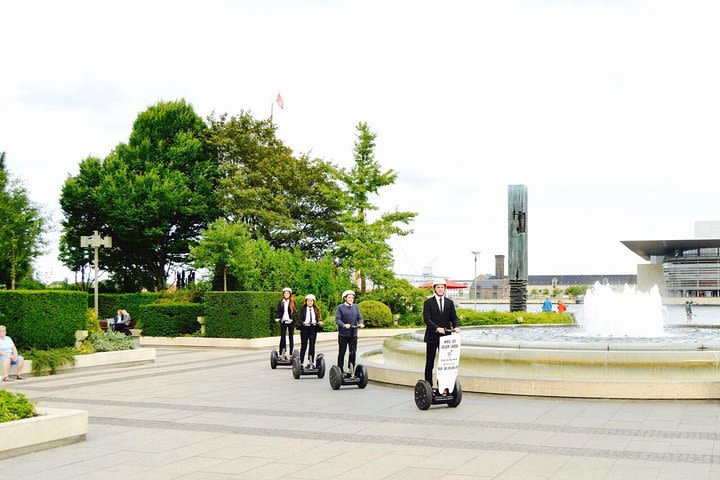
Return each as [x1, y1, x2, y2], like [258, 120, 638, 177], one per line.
[436, 334, 461, 393]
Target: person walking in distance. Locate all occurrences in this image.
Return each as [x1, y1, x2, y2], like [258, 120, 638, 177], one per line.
[335, 290, 364, 374]
[423, 278, 460, 394]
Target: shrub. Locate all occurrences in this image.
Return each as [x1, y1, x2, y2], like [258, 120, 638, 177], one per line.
[455, 308, 573, 326]
[205, 291, 277, 338]
[85, 308, 102, 334]
[24, 348, 77, 376]
[358, 301, 393, 328]
[0, 390, 36, 423]
[138, 303, 204, 337]
[565, 285, 589, 296]
[361, 279, 427, 315]
[87, 331, 136, 352]
[0, 290, 87, 350]
[154, 287, 205, 304]
[95, 293, 159, 326]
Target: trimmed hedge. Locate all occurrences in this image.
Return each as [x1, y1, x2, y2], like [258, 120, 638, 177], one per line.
[456, 308, 573, 326]
[138, 303, 204, 337]
[0, 390, 36, 423]
[95, 293, 159, 325]
[358, 300, 393, 328]
[205, 291, 277, 338]
[0, 290, 87, 350]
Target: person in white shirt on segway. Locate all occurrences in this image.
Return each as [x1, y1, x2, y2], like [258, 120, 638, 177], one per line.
[270, 287, 297, 369]
[415, 278, 462, 410]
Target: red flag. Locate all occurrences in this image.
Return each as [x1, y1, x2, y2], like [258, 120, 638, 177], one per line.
[276, 93, 284, 110]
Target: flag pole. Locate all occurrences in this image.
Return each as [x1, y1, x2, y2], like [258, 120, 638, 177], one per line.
[270, 101, 274, 124]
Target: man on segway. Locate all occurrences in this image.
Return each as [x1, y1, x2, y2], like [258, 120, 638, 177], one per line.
[423, 278, 460, 395]
[335, 290, 364, 376]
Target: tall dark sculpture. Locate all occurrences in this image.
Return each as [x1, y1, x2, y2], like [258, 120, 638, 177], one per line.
[508, 185, 528, 312]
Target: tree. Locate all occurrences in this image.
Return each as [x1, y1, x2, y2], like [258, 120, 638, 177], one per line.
[0, 152, 46, 289]
[59, 100, 221, 291]
[189, 219, 254, 291]
[337, 123, 416, 293]
[207, 112, 345, 258]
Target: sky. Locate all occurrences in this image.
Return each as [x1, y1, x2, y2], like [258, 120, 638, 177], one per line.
[2, 0, 720, 283]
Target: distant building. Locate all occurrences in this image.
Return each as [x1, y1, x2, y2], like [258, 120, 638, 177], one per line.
[622, 221, 720, 298]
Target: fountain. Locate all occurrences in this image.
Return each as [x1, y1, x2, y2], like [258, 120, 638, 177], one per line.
[361, 283, 720, 399]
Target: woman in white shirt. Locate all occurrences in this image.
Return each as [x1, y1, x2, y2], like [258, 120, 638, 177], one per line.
[298, 294, 323, 368]
[274, 288, 297, 359]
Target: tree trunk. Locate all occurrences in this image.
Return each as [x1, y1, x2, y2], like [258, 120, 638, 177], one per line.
[10, 238, 16, 290]
[223, 266, 227, 292]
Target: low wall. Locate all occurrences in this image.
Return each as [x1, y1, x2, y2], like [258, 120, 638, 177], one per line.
[0, 408, 88, 459]
[140, 328, 418, 349]
[16, 348, 156, 377]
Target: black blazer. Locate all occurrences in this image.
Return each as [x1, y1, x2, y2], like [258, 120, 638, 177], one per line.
[423, 296, 459, 344]
[275, 300, 296, 323]
[297, 306, 322, 329]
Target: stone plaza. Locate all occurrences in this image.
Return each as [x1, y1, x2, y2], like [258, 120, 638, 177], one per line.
[2, 337, 720, 479]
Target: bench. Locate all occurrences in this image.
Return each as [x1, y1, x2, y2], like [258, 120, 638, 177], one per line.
[99, 318, 137, 332]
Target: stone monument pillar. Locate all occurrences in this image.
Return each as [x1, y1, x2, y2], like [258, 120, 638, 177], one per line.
[508, 185, 528, 312]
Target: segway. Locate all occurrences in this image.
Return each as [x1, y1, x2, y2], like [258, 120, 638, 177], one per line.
[292, 349, 326, 379]
[415, 331, 462, 410]
[329, 362, 368, 390]
[270, 348, 294, 369]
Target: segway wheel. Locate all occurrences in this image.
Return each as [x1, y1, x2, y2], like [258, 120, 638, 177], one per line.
[292, 356, 302, 379]
[447, 380, 462, 408]
[270, 350, 278, 369]
[329, 365, 342, 390]
[292, 349, 300, 360]
[414, 380, 433, 410]
[317, 356, 326, 379]
[356, 364, 369, 389]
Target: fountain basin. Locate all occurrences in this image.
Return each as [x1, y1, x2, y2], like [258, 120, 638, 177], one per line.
[361, 326, 720, 399]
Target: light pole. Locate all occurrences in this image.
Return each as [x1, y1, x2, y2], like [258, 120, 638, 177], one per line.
[471, 251, 481, 307]
[81, 231, 112, 317]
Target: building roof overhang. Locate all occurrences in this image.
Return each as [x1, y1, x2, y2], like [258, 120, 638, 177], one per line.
[621, 239, 720, 261]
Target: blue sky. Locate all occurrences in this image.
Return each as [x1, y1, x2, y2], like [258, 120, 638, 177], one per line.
[2, 0, 720, 283]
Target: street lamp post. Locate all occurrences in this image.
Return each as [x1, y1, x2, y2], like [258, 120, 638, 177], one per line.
[81, 231, 112, 317]
[471, 251, 481, 307]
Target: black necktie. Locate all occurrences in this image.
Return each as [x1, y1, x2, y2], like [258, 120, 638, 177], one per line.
[439, 298, 444, 314]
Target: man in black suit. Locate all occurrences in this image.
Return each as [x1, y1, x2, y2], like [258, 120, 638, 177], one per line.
[423, 278, 460, 391]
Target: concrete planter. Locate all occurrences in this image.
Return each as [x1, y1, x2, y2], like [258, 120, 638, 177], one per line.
[0, 408, 88, 460]
[18, 348, 156, 377]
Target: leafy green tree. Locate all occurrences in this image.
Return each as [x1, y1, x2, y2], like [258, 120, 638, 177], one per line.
[361, 278, 426, 316]
[0, 152, 46, 290]
[337, 123, 416, 293]
[190, 219, 255, 291]
[207, 112, 345, 258]
[59, 100, 221, 291]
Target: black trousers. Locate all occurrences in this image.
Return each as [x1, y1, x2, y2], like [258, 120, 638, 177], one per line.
[337, 336, 358, 371]
[112, 323, 131, 336]
[300, 326, 318, 363]
[424, 342, 439, 385]
[279, 323, 294, 355]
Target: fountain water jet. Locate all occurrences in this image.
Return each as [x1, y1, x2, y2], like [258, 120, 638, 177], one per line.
[582, 282, 663, 337]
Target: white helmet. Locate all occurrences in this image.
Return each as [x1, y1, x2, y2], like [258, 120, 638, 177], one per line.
[282, 287, 292, 294]
[305, 294, 316, 301]
[432, 278, 447, 287]
[342, 290, 355, 300]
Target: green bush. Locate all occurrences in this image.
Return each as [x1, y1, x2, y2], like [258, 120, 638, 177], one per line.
[85, 308, 102, 334]
[23, 348, 77, 376]
[138, 303, 204, 337]
[205, 291, 277, 338]
[0, 290, 87, 350]
[87, 331, 136, 352]
[95, 293, 159, 326]
[361, 279, 428, 315]
[358, 301, 393, 328]
[0, 390, 36, 423]
[565, 285, 589, 296]
[455, 308, 573, 326]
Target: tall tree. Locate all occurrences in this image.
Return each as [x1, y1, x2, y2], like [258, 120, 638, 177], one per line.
[0, 152, 46, 289]
[207, 112, 345, 258]
[337, 123, 416, 293]
[59, 100, 221, 291]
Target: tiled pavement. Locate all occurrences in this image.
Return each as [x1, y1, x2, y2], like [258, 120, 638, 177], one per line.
[2, 339, 720, 479]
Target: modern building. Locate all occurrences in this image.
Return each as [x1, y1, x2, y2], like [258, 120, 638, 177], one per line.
[622, 221, 720, 298]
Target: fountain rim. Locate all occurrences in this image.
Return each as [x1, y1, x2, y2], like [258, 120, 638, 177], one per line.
[403, 324, 720, 352]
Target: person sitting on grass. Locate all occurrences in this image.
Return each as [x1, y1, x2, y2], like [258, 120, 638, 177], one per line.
[0, 325, 25, 381]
